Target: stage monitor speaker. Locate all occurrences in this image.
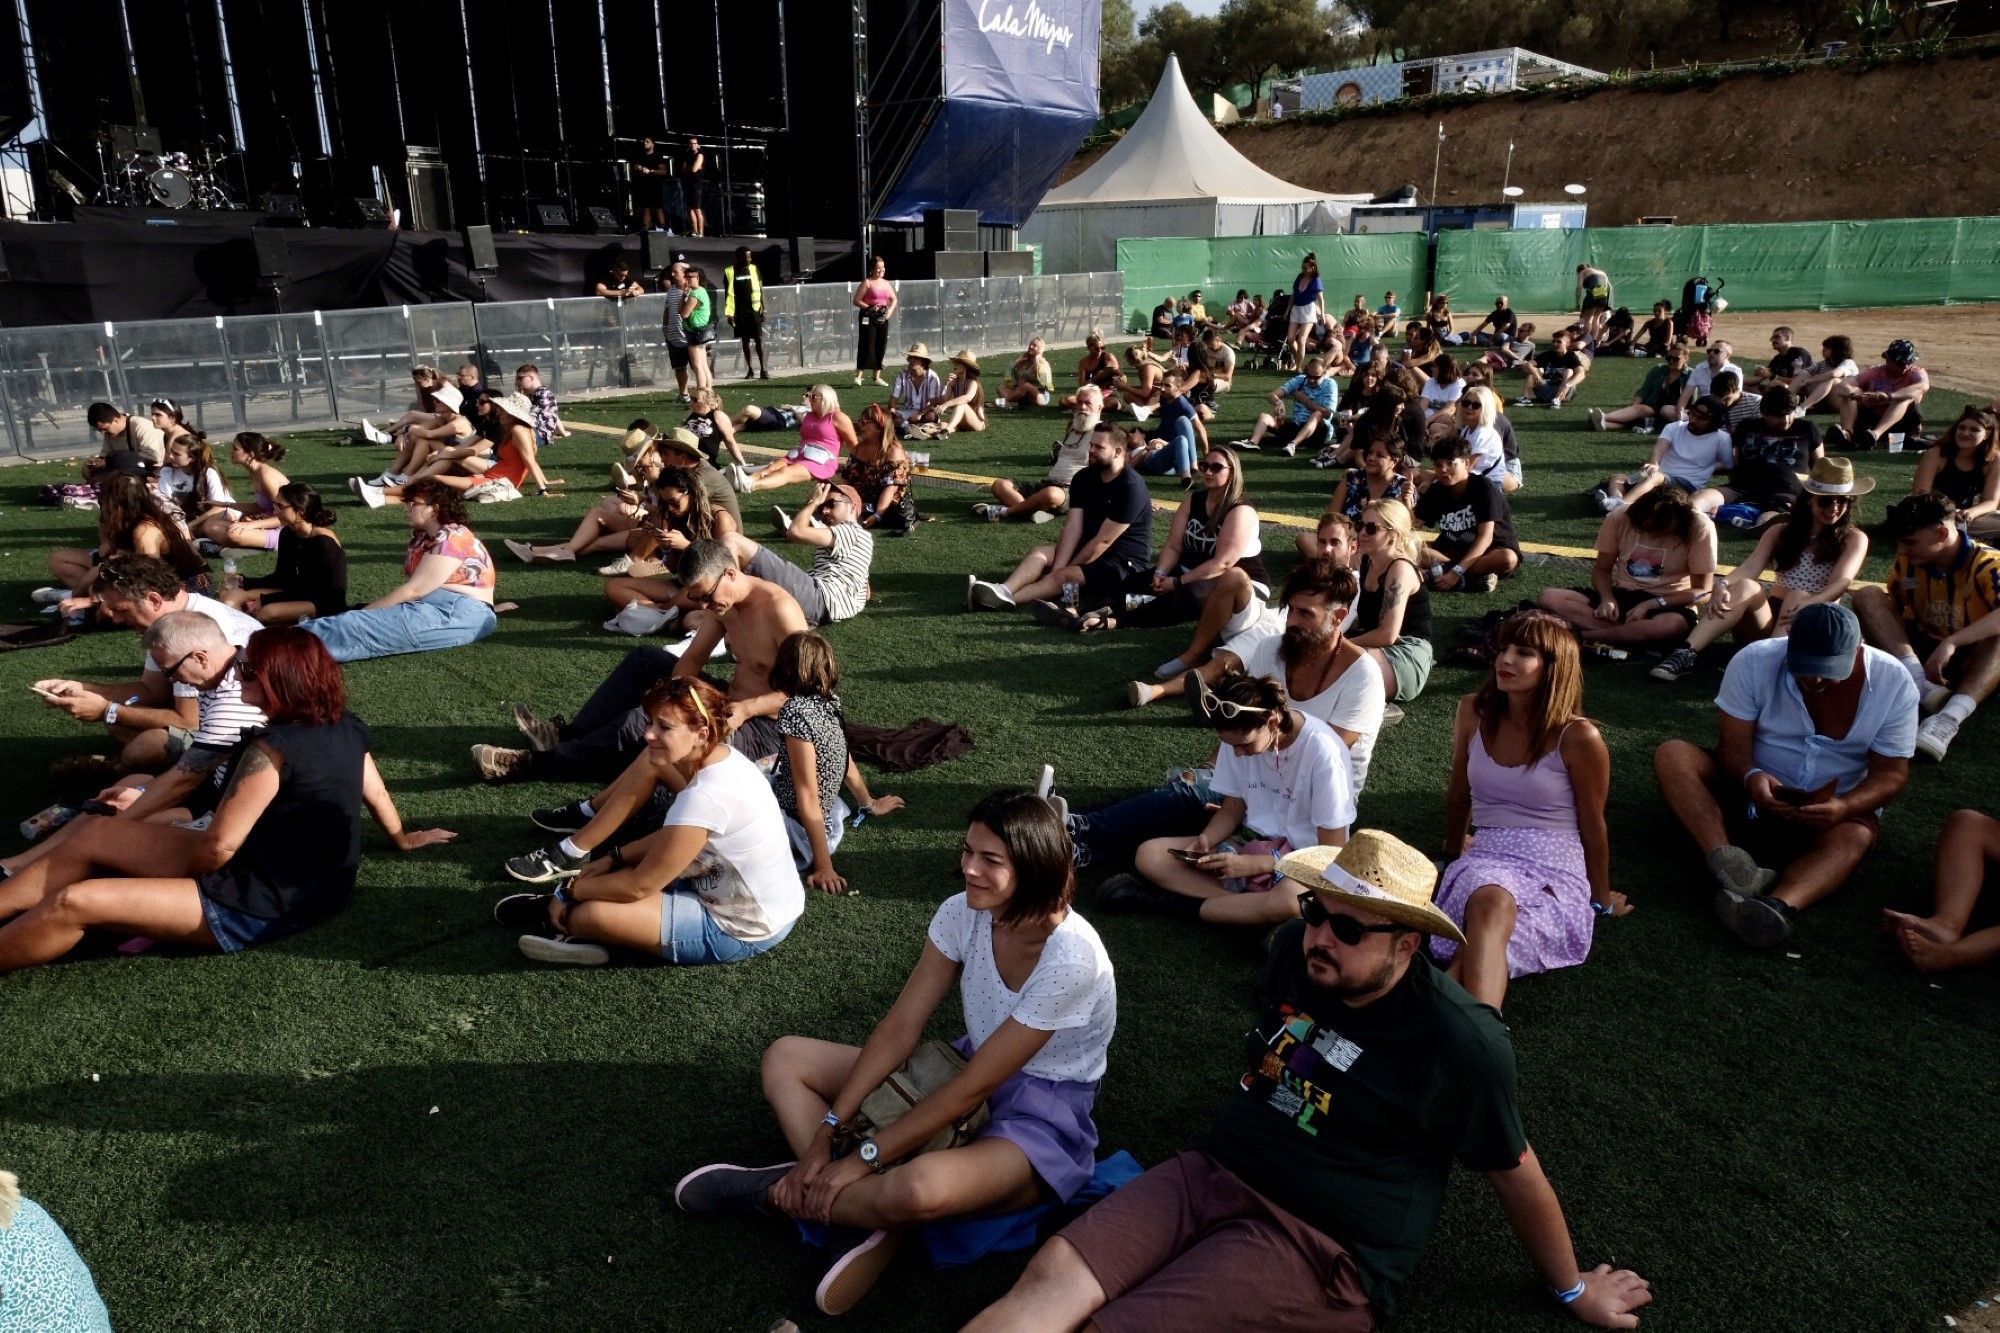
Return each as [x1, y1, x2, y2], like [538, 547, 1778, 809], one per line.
[462, 224, 499, 272]
[531, 201, 570, 232]
[641, 230, 679, 272]
[984, 250, 1033, 278]
[789, 235, 815, 275]
[350, 197, 390, 226]
[261, 193, 305, 225]
[579, 205, 619, 234]
[403, 159, 454, 232]
[252, 230, 289, 284]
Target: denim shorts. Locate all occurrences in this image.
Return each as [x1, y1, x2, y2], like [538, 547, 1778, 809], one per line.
[199, 894, 298, 954]
[658, 886, 794, 965]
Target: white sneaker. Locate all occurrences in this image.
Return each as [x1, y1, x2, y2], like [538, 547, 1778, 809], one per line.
[1029, 510, 1054, 524]
[349, 478, 387, 509]
[971, 503, 1004, 523]
[30, 586, 67, 605]
[1130, 404, 1155, 423]
[1921, 683, 1953, 715]
[504, 539, 536, 563]
[597, 555, 634, 576]
[769, 505, 791, 533]
[968, 580, 1016, 612]
[1916, 712, 1960, 761]
[1587, 408, 1607, 431]
[360, 418, 392, 445]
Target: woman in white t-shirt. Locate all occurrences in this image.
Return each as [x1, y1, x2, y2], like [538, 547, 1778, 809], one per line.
[674, 791, 1116, 1317]
[1420, 353, 1467, 428]
[1456, 386, 1516, 491]
[1105, 669, 1355, 927]
[494, 676, 805, 966]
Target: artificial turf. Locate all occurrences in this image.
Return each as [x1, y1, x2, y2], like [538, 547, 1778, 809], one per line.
[0, 350, 1994, 1332]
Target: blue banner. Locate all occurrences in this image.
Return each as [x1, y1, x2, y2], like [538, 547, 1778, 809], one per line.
[875, 0, 1100, 227]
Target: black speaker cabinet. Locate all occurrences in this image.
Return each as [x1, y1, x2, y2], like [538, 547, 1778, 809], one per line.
[984, 250, 1034, 278]
[251, 229, 290, 284]
[531, 201, 570, 232]
[789, 235, 816, 275]
[914, 250, 986, 281]
[922, 208, 980, 252]
[580, 205, 620, 234]
[462, 224, 499, 272]
[403, 158, 454, 232]
[642, 230, 678, 272]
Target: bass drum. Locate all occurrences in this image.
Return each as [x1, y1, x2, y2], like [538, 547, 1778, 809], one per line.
[147, 167, 192, 209]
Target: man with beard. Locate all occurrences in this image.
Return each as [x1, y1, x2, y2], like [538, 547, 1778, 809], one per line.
[967, 424, 1153, 619]
[1123, 560, 1385, 791]
[964, 832, 1654, 1333]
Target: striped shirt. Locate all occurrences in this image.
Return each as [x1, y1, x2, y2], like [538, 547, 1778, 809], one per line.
[1891, 533, 2000, 641]
[813, 523, 874, 623]
[138, 594, 268, 747]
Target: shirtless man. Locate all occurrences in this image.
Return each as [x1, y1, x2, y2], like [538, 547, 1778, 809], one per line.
[473, 541, 807, 787]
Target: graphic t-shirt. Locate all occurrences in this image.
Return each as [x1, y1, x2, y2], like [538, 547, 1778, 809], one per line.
[1856, 364, 1928, 396]
[1198, 933, 1526, 1309]
[1767, 346, 1814, 379]
[1729, 419, 1821, 504]
[1068, 465, 1153, 567]
[1891, 533, 2000, 641]
[1416, 479, 1518, 559]
[1602, 507, 1717, 594]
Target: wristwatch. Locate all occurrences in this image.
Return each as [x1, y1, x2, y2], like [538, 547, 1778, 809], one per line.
[858, 1137, 886, 1173]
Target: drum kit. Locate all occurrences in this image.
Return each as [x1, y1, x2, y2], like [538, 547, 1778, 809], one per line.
[93, 124, 240, 212]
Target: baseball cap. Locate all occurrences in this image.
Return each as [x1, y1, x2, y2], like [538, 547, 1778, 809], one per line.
[1787, 603, 1862, 681]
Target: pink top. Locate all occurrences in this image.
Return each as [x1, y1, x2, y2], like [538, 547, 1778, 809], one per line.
[788, 411, 846, 474]
[1468, 721, 1578, 832]
[406, 523, 496, 591]
[857, 278, 894, 310]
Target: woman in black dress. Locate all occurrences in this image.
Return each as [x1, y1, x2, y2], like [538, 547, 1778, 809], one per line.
[0, 628, 454, 973]
[221, 483, 347, 626]
[632, 136, 670, 232]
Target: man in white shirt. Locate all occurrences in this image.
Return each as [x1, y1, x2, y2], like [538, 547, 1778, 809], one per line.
[1653, 603, 1915, 948]
[32, 554, 261, 776]
[1679, 341, 1738, 412]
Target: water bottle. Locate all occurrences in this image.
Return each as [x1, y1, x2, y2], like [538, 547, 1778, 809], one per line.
[1587, 644, 1629, 661]
[20, 801, 79, 842]
[222, 556, 242, 591]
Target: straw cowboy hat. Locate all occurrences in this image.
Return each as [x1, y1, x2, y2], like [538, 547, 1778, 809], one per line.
[1802, 456, 1876, 497]
[620, 426, 658, 456]
[950, 348, 981, 372]
[489, 391, 538, 427]
[657, 427, 705, 461]
[904, 342, 934, 363]
[1279, 831, 1465, 943]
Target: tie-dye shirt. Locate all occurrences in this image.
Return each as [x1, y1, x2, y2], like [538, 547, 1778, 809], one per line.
[405, 523, 495, 591]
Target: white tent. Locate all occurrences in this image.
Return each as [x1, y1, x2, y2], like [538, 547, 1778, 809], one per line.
[1021, 55, 1369, 273]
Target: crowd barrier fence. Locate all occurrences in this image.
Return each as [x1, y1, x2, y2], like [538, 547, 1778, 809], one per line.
[0, 272, 1125, 461]
[1116, 233, 1430, 334]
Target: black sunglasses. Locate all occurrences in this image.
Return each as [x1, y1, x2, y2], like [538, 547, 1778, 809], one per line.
[1200, 461, 1230, 474]
[1357, 521, 1385, 535]
[1298, 892, 1404, 943]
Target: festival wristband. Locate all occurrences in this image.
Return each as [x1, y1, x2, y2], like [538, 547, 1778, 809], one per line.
[1591, 900, 1613, 916]
[1549, 1278, 1587, 1305]
[820, 1111, 842, 1130]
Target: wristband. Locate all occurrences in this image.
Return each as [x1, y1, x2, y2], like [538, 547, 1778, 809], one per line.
[1655, 596, 1668, 609]
[1550, 1278, 1587, 1305]
[1451, 564, 1466, 579]
[1591, 899, 1613, 916]
[820, 1111, 843, 1130]
[103, 702, 119, 727]
[552, 885, 574, 906]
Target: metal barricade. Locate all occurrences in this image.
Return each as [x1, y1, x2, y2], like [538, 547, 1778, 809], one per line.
[0, 272, 1124, 459]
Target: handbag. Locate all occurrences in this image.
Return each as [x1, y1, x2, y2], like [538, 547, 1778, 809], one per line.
[842, 1039, 991, 1158]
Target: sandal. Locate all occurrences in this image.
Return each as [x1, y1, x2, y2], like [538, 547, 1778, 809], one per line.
[1077, 609, 1119, 634]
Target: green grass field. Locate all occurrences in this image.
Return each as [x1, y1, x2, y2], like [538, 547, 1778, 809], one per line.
[0, 351, 1995, 1331]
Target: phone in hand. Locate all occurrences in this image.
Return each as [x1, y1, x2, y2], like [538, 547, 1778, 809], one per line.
[29, 684, 67, 701]
[1771, 785, 1814, 807]
[1173, 847, 1207, 863]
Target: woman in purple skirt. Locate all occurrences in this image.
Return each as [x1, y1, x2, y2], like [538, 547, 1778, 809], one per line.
[672, 790, 1117, 1317]
[1433, 611, 1629, 1009]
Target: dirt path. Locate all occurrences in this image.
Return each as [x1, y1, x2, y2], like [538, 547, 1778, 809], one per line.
[1511, 304, 2000, 396]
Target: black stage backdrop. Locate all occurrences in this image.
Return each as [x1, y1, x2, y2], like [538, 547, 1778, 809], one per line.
[0, 215, 826, 325]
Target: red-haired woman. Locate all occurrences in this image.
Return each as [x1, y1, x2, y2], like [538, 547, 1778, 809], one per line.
[0, 628, 453, 973]
[493, 676, 805, 967]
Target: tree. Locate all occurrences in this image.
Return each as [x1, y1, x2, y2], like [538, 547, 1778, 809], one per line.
[1213, 0, 1345, 90]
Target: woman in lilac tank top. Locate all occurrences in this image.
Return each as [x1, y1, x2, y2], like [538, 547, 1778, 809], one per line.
[1433, 611, 1628, 1009]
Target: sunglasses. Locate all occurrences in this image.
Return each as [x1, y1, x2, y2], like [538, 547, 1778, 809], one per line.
[1193, 674, 1272, 723]
[1357, 522, 1385, 535]
[1200, 461, 1230, 474]
[161, 649, 199, 676]
[1812, 494, 1852, 507]
[1298, 893, 1405, 943]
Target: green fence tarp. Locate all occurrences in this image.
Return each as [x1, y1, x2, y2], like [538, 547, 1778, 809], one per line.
[1433, 217, 2000, 313]
[1117, 233, 1430, 333]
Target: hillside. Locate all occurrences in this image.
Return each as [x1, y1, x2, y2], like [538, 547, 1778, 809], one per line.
[1063, 49, 2000, 226]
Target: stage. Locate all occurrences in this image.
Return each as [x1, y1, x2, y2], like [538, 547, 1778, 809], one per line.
[0, 213, 852, 328]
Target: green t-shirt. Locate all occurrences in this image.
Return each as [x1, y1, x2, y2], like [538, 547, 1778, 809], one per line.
[1638, 363, 1687, 409]
[686, 286, 713, 331]
[1196, 923, 1527, 1310]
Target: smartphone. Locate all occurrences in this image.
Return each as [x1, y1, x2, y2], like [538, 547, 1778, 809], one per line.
[77, 799, 119, 817]
[1173, 847, 1207, 863]
[29, 684, 65, 701]
[1772, 786, 1813, 807]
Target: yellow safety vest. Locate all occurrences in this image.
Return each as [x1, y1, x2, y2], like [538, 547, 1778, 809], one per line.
[722, 263, 763, 318]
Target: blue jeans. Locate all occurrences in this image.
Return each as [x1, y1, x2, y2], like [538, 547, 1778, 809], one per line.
[1141, 417, 1197, 476]
[302, 589, 495, 663]
[1071, 769, 1213, 868]
[659, 887, 794, 965]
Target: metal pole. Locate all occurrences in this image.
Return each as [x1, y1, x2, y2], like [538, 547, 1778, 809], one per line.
[456, 0, 487, 220]
[852, 0, 870, 265]
[1429, 121, 1443, 207]
[1501, 140, 1514, 196]
[653, 0, 668, 126]
[113, 0, 146, 124]
[314, 309, 338, 422]
[712, 0, 730, 234]
[597, 0, 615, 139]
[210, 0, 247, 151]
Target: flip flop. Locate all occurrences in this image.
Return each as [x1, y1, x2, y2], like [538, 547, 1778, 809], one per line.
[1077, 610, 1118, 634]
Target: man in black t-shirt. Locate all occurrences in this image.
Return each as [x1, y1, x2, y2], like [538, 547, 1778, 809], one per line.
[1466, 294, 1519, 346]
[967, 423, 1154, 619]
[967, 833, 1651, 1332]
[1749, 326, 1815, 390]
[1415, 437, 1521, 592]
[1149, 299, 1178, 349]
[1516, 328, 1588, 407]
[1703, 386, 1823, 518]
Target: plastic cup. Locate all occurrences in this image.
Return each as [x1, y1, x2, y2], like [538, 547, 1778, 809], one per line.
[1886, 433, 1905, 453]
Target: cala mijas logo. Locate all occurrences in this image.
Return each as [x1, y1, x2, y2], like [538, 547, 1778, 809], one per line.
[975, 0, 1076, 54]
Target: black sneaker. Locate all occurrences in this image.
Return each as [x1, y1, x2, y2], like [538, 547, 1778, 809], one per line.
[505, 844, 587, 884]
[492, 891, 553, 928]
[1822, 425, 1850, 451]
[1650, 647, 1700, 682]
[530, 800, 593, 834]
[672, 1160, 796, 1216]
[1095, 872, 1187, 916]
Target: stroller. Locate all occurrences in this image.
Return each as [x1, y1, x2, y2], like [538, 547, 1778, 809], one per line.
[1675, 276, 1728, 348]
